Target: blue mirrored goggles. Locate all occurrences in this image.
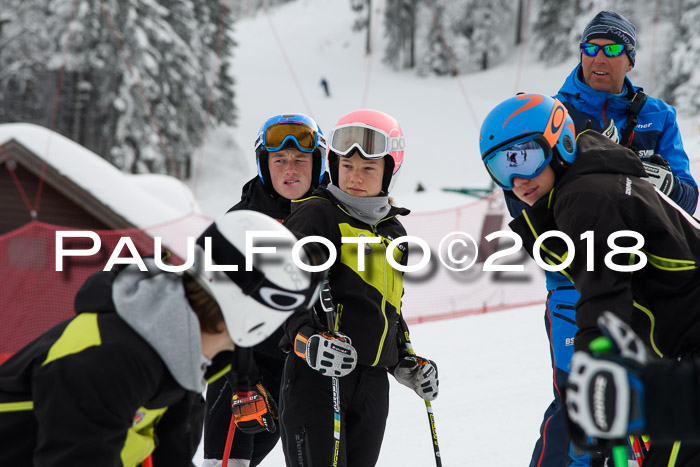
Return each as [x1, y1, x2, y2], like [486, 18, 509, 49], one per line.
[483, 136, 552, 190]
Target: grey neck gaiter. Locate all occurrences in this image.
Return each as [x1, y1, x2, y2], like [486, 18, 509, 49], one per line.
[327, 184, 391, 225]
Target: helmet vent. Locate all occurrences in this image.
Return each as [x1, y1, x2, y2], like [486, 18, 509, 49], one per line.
[563, 135, 574, 153]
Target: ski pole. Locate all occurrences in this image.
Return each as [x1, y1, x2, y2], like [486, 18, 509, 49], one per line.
[221, 414, 236, 467]
[398, 319, 442, 467]
[319, 278, 341, 467]
[630, 435, 644, 466]
[223, 349, 252, 467]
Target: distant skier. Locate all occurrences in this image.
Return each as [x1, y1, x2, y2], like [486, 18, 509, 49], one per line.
[320, 77, 330, 97]
[501, 10, 697, 467]
[279, 109, 439, 467]
[201, 113, 329, 467]
[480, 93, 700, 466]
[0, 210, 323, 467]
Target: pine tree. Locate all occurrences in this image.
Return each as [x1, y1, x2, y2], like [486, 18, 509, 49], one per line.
[350, 0, 372, 55]
[383, 0, 418, 69]
[0, 0, 237, 179]
[415, 0, 454, 75]
[662, 0, 700, 113]
[0, 0, 52, 123]
[532, 0, 576, 64]
[462, 0, 511, 71]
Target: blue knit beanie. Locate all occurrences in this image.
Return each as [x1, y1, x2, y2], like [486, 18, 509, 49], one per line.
[581, 11, 636, 65]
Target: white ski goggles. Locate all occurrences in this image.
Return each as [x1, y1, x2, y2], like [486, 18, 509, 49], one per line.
[329, 123, 405, 159]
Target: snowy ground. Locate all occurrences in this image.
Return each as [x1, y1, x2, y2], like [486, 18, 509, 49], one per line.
[188, 0, 698, 465]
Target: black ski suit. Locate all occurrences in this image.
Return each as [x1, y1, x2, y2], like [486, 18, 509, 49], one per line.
[0, 261, 207, 467]
[203, 174, 328, 465]
[509, 130, 700, 466]
[278, 186, 411, 467]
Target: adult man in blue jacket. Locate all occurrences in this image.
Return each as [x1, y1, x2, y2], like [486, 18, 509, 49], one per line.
[504, 11, 698, 467]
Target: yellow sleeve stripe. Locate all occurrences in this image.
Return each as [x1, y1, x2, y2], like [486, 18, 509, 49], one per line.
[0, 400, 34, 412]
[42, 313, 102, 367]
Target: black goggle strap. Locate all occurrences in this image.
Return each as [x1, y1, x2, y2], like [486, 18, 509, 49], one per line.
[200, 227, 326, 312]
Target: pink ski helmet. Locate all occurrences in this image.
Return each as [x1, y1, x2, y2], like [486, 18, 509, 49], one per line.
[327, 109, 405, 193]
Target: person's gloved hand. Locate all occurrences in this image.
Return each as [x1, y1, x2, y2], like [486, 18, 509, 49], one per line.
[641, 154, 675, 196]
[599, 119, 619, 144]
[294, 329, 357, 377]
[392, 355, 439, 401]
[231, 381, 278, 434]
[582, 118, 619, 144]
[564, 312, 648, 446]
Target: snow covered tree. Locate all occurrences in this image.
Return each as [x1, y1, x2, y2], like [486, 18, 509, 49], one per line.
[532, 0, 577, 63]
[414, 0, 461, 76]
[0, 0, 52, 124]
[413, 0, 514, 75]
[1, 0, 236, 179]
[383, 0, 418, 69]
[459, 0, 511, 71]
[351, 0, 372, 55]
[660, 0, 700, 114]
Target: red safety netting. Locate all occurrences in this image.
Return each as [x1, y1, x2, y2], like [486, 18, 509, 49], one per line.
[400, 192, 546, 325]
[0, 198, 548, 363]
[0, 214, 212, 364]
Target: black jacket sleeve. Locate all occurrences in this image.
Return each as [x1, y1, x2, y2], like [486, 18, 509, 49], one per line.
[32, 336, 166, 466]
[151, 392, 204, 467]
[552, 187, 640, 352]
[670, 178, 699, 216]
[281, 199, 341, 348]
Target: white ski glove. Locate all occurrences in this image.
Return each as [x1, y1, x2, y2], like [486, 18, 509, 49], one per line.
[600, 119, 619, 144]
[392, 355, 439, 401]
[582, 118, 619, 144]
[641, 154, 675, 196]
[564, 312, 648, 443]
[294, 330, 357, 377]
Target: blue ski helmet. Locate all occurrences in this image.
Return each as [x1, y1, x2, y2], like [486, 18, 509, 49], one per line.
[479, 94, 576, 191]
[254, 113, 327, 190]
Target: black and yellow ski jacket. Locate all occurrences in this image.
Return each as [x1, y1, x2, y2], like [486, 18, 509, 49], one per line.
[510, 130, 700, 359]
[281, 186, 411, 368]
[0, 261, 207, 466]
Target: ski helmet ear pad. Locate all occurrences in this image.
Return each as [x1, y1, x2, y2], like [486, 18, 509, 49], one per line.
[192, 210, 325, 347]
[256, 147, 272, 188]
[381, 156, 395, 194]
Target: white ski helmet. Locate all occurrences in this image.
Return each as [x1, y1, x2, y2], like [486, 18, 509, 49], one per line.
[192, 210, 325, 347]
